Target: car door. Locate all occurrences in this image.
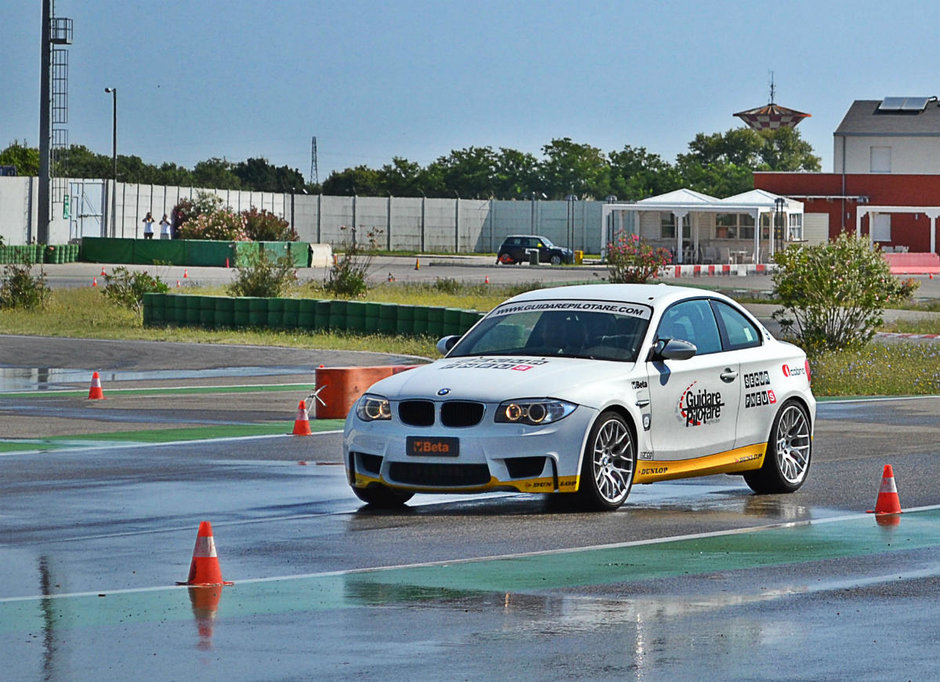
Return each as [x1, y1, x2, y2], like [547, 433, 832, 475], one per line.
[708, 300, 776, 451]
[646, 299, 741, 460]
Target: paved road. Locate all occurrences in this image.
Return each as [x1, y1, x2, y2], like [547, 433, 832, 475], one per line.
[2, 338, 940, 680]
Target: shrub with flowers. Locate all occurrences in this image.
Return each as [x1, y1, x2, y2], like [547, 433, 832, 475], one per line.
[772, 232, 919, 352]
[606, 232, 672, 283]
[177, 208, 249, 242]
[243, 207, 298, 242]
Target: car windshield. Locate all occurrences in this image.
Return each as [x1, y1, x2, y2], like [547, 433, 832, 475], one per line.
[449, 299, 652, 362]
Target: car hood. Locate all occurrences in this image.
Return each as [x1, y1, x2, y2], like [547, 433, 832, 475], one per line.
[364, 355, 636, 405]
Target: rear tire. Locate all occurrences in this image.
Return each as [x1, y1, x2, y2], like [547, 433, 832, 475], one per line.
[352, 485, 414, 508]
[744, 400, 812, 494]
[576, 411, 636, 511]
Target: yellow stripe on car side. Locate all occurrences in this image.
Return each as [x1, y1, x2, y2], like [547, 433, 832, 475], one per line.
[633, 443, 767, 484]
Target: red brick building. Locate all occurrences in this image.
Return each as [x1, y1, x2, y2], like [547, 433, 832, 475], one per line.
[755, 98, 940, 255]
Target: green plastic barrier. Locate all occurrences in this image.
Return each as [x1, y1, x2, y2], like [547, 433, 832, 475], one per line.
[329, 300, 348, 331]
[396, 305, 415, 334]
[426, 306, 445, 337]
[199, 296, 215, 326]
[214, 297, 235, 327]
[267, 297, 285, 328]
[378, 303, 397, 333]
[81, 237, 135, 264]
[187, 240, 235, 267]
[297, 299, 316, 329]
[314, 300, 330, 330]
[248, 297, 267, 326]
[233, 297, 251, 326]
[412, 306, 429, 335]
[184, 295, 201, 324]
[233, 242, 260, 267]
[282, 298, 300, 329]
[135, 239, 186, 265]
[345, 301, 367, 332]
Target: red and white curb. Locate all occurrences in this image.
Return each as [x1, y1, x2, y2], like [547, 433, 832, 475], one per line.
[657, 264, 777, 278]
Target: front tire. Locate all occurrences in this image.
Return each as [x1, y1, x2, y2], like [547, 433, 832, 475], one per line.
[352, 484, 414, 508]
[577, 411, 637, 511]
[744, 400, 812, 494]
[550, 254, 562, 265]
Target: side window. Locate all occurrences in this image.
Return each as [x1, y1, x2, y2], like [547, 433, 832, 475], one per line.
[712, 300, 761, 350]
[657, 299, 722, 355]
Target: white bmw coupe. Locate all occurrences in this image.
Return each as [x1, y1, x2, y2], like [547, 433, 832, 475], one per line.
[343, 283, 815, 511]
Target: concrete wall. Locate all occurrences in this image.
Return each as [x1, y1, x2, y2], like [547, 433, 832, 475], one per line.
[0, 177, 611, 254]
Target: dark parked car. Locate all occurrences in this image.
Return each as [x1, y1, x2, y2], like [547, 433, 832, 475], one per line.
[497, 235, 574, 265]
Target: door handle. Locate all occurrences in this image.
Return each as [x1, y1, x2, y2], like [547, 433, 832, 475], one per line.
[720, 368, 738, 383]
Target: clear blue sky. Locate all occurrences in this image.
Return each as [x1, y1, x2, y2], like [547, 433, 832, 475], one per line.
[3, 0, 940, 181]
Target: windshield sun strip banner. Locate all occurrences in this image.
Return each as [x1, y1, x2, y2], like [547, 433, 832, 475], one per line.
[489, 300, 653, 319]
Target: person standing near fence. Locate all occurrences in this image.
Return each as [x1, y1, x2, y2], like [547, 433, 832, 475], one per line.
[142, 212, 155, 239]
[160, 214, 172, 239]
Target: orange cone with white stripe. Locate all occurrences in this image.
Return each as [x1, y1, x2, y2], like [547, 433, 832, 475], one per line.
[88, 371, 105, 400]
[292, 400, 312, 436]
[179, 521, 233, 586]
[868, 464, 902, 516]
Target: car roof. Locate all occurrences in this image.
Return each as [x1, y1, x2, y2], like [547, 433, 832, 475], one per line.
[503, 234, 550, 240]
[500, 283, 735, 309]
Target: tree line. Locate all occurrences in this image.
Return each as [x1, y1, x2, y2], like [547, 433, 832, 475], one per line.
[0, 125, 820, 201]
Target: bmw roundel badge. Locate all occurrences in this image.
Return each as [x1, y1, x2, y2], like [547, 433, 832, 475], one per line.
[437, 388, 451, 396]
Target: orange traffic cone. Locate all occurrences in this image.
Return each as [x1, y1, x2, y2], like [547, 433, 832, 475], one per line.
[176, 279, 181, 288]
[92, 277, 98, 287]
[183, 269, 189, 278]
[293, 400, 313, 436]
[415, 257, 420, 270]
[88, 371, 105, 400]
[867, 464, 902, 516]
[178, 521, 233, 587]
[484, 275, 490, 284]
[100, 266, 107, 276]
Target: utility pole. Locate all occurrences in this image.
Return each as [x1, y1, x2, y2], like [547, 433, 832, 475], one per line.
[310, 136, 319, 186]
[38, 0, 52, 244]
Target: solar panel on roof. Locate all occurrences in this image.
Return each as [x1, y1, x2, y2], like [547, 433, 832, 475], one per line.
[878, 97, 907, 111]
[879, 96, 934, 112]
[901, 97, 931, 111]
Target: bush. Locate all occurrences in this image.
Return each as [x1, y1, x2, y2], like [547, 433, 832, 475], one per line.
[324, 226, 380, 298]
[172, 191, 224, 234]
[178, 208, 249, 241]
[0, 257, 51, 310]
[101, 266, 170, 313]
[772, 233, 919, 352]
[606, 232, 672, 283]
[228, 249, 297, 298]
[243, 207, 298, 242]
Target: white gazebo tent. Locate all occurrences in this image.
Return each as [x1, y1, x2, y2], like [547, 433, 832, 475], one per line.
[600, 188, 804, 263]
[855, 206, 940, 254]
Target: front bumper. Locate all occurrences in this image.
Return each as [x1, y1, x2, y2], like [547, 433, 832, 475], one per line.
[343, 405, 597, 494]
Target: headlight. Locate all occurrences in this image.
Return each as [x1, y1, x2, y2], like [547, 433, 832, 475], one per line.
[495, 399, 576, 425]
[356, 394, 392, 421]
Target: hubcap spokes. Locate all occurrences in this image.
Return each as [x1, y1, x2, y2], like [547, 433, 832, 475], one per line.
[593, 420, 634, 503]
[776, 406, 811, 483]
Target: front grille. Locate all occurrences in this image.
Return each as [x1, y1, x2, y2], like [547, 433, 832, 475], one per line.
[440, 401, 485, 427]
[389, 462, 491, 487]
[398, 400, 435, 426]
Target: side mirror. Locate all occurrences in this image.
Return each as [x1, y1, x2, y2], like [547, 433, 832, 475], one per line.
[651, 338, 697, 361]
[436, 335, 461, 355]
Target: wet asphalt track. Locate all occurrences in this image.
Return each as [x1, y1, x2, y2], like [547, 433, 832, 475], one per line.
[1, 335, 940, 680]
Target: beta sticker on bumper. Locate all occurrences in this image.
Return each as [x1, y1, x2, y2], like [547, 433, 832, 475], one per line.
[407, 436, 459, 457]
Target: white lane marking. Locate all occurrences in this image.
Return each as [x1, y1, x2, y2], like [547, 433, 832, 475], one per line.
[6, 503, 940, 604]
[0, 430, 343, 457]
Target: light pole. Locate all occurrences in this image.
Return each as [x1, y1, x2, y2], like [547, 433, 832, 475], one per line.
[773, 196, 786, 259]
[104, 87, 117, 236]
